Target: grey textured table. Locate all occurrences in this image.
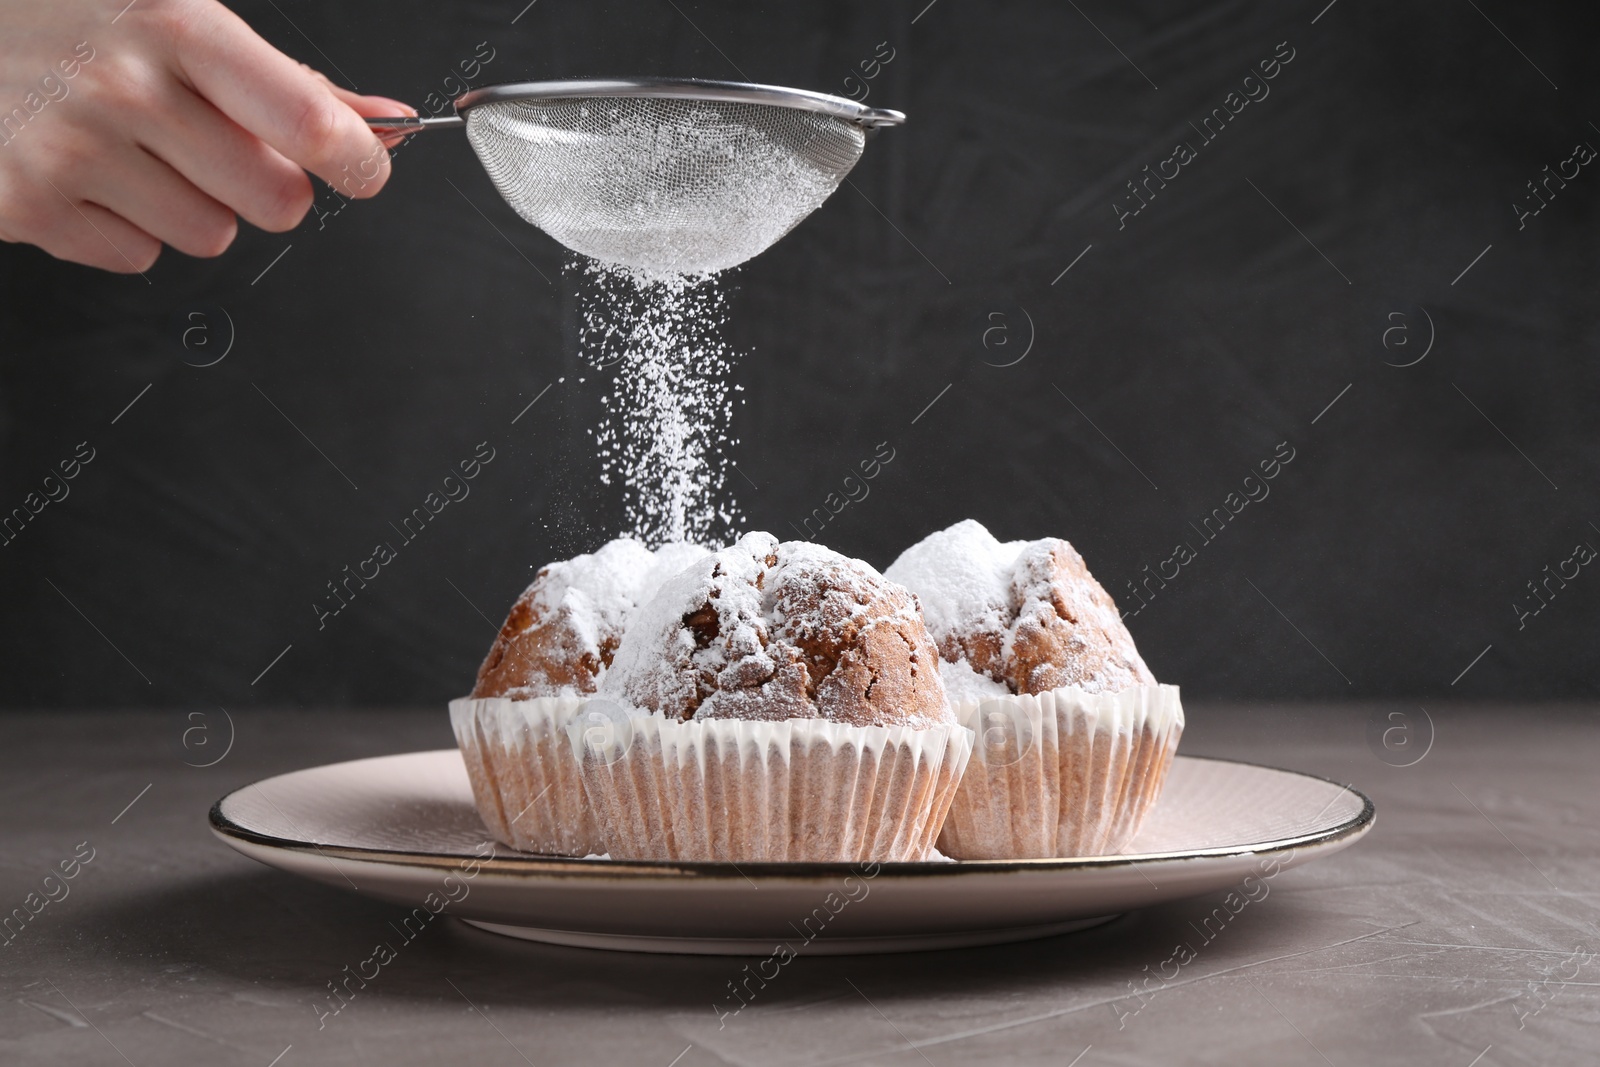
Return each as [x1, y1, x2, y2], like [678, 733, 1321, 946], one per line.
[3, 705, 1596, 1066]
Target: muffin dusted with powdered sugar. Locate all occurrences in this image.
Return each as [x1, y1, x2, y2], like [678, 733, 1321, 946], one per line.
[884, 518, 1154, 701]
[577, 533, 969, 862]
[473, 537, 710, 699]
[452, 537, 709, 858]
[886, 519, 1182, 860]
[603, 532, 950, 729]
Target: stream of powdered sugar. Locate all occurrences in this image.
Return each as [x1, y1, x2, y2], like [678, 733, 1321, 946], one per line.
[579, 259, 744, 547]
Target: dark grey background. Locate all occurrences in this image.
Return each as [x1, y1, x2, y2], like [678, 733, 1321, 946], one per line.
[2, 0, 1596, 709]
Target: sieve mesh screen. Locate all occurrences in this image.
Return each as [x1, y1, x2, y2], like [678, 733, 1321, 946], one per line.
[464, 96, 866, 277]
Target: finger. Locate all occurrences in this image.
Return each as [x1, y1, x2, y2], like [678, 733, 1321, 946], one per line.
[173, 6, 393, 198]
[133, 82, 314, 233]
[81, 145, 237, 259]
[321, 79, 416, 120]
[324, 84, 417, 149]
[0, 132, 159, 272]
[35, 198, 161, 274]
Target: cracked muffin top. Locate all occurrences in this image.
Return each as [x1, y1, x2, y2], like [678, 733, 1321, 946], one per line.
[884, 519, 1154, 699]
[472, 538, 710, 699]
[601, 532, 951, 729]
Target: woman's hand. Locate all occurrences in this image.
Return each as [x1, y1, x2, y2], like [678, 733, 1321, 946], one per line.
[0, 0, 413, 272]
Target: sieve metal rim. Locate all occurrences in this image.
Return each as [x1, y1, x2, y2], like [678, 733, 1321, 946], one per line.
[366, 78, 906, 133]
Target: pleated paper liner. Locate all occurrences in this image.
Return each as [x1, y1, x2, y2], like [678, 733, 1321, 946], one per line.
[937, 684, 1184, 859]
[569, 713, 973, 863]
[449, 696, 600, 857]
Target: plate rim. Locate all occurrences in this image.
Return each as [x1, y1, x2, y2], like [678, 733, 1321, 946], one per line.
[209, 751, 1375, 880]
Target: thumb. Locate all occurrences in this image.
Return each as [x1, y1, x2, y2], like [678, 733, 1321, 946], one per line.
[309, 69, 417, 148]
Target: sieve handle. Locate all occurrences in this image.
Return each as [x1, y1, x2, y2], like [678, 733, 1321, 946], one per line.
[365, 115, 466, 133]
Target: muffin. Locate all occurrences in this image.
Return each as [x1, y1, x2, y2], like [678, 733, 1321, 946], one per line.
[450, 538, 710, 856]
[574, 532, 971, 862]
[885, 519, 1182, 858]
[471, 539, 710, 699]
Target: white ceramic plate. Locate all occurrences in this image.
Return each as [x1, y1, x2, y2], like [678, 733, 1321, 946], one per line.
[211, 750, 1373, 956]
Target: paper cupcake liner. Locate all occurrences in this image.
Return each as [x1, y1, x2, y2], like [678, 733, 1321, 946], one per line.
[937, 684, 1183, 859]
[449, 696, 601, 857]
[568, 713, 973, 863]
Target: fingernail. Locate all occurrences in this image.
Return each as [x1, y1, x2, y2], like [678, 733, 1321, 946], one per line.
[368, 97, 418, 117]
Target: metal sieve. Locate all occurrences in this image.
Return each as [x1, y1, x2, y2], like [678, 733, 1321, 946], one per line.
[368, 78, 905, 276]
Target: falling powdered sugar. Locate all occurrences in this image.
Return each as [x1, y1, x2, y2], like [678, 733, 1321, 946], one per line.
[580, 259, 744, 547]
